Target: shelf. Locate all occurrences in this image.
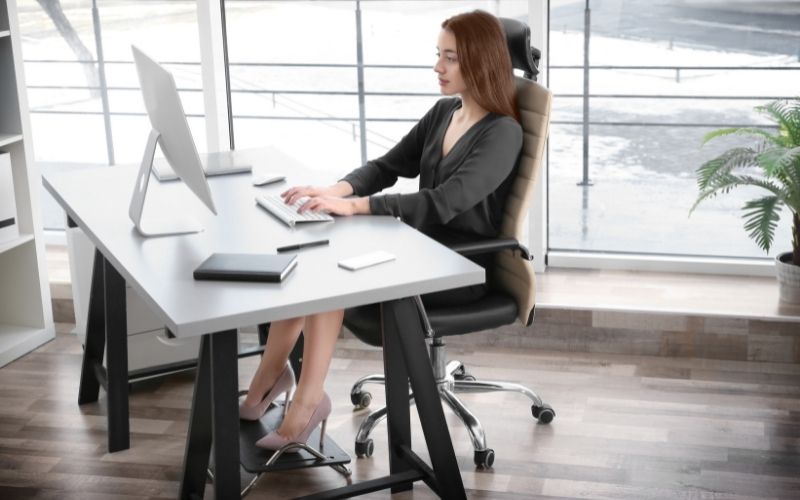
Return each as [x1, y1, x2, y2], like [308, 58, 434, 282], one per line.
[0, 0, 55, 370]
[0, 233, 33, 255]
[0, 323, 55, 368]
[0, 133, 22, 148]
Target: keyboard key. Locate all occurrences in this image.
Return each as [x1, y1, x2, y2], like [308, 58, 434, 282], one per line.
[256, 194, 334, 227]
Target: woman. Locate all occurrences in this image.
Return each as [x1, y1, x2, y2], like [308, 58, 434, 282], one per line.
[241, 9, 523, 451]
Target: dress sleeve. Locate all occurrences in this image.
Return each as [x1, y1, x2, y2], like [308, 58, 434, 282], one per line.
[341, 100, 446, 196]
[368, 117, 522, 229]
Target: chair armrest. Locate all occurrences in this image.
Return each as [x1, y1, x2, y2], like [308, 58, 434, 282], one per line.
[448, 237, 533, 261]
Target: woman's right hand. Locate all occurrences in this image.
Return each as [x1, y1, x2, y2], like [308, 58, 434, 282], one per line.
[282, 181, 354, 205]
[281, 186, 331, 205]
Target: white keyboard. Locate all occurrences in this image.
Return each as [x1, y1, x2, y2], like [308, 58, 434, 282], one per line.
[256, 194, 334, 227]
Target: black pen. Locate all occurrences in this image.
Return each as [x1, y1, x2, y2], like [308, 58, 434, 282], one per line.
[276, 239, 330, 253]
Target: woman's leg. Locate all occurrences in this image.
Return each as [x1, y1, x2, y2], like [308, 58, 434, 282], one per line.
[277, 308, 344, 438]
[242, 316, 305, 407]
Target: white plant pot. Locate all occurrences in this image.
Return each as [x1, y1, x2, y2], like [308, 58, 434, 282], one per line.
[775, 252, 800, 305]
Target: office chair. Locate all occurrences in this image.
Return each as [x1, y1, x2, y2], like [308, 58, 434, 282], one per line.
[343, 17, 554, 469]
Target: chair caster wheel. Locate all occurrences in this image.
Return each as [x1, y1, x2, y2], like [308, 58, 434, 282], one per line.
[474, 449, 495, 468]
[350, 390, 372, 409]
[355, 439, 374, 458]
[453, 364, 476, 381]
[532, 403, 555, 423]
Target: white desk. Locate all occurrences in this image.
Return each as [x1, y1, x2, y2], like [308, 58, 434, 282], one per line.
[43, 147, 482, 499]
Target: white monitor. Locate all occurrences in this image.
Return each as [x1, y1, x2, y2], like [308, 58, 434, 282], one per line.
[128, 45, 217, 237]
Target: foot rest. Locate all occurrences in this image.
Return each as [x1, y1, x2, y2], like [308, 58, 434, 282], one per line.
[239, 403, 351, 474]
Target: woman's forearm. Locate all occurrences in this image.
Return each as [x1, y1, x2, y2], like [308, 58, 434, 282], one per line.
[331, 181, 355, 197]
[333, 181, 370, 215]
[351, 197, 371, 215]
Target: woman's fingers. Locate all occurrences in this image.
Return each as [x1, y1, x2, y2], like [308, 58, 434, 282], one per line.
[296, 196, 324, 214]
[282, 186, 313, 205]
[296, 197, 314, 213]
[300, 197, 354, 216]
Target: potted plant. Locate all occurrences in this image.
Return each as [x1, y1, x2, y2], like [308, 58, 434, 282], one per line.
[691, 98, 800, 304]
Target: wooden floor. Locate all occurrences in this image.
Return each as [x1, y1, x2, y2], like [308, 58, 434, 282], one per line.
[0, 323, 799, 499]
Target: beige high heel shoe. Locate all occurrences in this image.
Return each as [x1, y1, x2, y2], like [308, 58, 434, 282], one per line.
[239, 362, 295, 421]
[255, 392, 332, 451]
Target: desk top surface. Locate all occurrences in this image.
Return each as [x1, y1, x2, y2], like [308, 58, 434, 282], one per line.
[43, 147, 484, 337]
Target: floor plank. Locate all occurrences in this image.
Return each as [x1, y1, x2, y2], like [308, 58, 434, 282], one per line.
[0, 324, 798, 498]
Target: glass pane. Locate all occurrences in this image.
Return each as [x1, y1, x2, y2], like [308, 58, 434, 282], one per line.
[548, 0, 800, 259]
[225, 1, 359, 168]
[227, 0, 527, 173]
[362, 120, 418, 195]
[19, 0, 201, 230]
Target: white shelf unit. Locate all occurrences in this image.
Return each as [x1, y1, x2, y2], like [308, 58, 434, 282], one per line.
[0, 132, 22, 147]
[0, 0, 55, 368]
[0, 232, 33, 254]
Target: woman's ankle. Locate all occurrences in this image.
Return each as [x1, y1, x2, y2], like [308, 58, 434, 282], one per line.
[278, 395, 322, 438]
[244, 365, 284, 405]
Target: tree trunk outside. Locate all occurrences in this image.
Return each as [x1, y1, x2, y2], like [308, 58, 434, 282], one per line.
[36, 0, 100, 98]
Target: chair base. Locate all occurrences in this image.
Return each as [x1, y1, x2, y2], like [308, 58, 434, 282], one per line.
[350, 339, 554, 468]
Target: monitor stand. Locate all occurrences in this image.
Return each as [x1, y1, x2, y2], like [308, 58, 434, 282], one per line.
[129, 129, 203, 237]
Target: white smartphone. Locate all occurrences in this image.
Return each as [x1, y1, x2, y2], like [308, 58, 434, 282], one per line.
[338, 251, 396, 271]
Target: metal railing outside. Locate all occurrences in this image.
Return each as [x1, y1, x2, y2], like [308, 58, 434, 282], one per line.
[26, 60, 798, 168]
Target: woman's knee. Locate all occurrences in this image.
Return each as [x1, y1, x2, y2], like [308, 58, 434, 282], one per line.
[307, 309, 345, 328]
[272, 316, 306, 330]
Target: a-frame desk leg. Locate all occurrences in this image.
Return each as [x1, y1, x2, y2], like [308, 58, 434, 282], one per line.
[179, 330, 240, 500]
[77, 248, 130, 453]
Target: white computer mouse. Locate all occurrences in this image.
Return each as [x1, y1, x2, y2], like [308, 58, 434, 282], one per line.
[252, 173, 286, 186]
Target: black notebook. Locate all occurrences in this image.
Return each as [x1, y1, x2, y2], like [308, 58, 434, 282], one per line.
[193, 253, 298, 283]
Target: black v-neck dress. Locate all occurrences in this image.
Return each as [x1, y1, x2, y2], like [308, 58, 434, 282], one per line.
[342, 97, 523, 240]
[342, 97, 522, 305]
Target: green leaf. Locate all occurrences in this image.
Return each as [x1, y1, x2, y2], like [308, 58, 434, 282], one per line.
[690, 173, 744, 213]
[695, 147, 758, 190]
[756, 148, 788, 176]
[741, 196, 783, 253]
[783, 162, 800, 213]
[756, 99, 800, 146]
[702, 128, 741, 144]
[702, 127, 782, 147]
[691, 174, 784, 215]
[756, 147, 800, 190]
[736, 175, 785, 198]
[693, 98, 800, 252]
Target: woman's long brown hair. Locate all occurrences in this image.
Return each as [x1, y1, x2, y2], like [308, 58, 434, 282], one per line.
[441, 10, 519, 122]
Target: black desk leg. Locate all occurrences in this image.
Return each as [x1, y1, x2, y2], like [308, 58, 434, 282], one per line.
[381, 301, 413, 493]
[179, 330, 240, 500]
[77, 249, 130, 452]
[78, 249, 106, 406]
[383, 298, 466, 499]
[104, 257, 129, 452]
[180, 335, 213, 499]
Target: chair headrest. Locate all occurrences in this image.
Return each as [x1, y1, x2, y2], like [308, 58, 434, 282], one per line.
[499, 17, 541, 81]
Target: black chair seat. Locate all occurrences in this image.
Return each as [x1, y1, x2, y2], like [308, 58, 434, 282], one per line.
[428, 294, 518, 337]
[344, 293, 519, 346]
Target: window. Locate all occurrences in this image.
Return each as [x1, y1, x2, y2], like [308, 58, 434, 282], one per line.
[19, 0, 202, 230]
[547, 0, 800, 260]
[223, 0, 527, 194]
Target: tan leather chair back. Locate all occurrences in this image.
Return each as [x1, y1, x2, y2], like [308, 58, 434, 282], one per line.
[494, 76, 552, 326]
